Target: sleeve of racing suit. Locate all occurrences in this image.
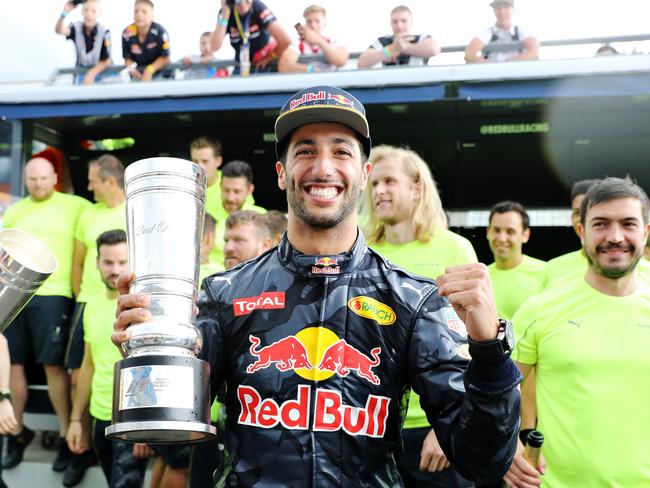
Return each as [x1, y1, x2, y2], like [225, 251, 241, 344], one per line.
[196, 287, 226, 405]
[407, 291, 522, 484]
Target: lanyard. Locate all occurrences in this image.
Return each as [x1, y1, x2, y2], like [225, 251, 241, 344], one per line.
[234, 9, 250, 45]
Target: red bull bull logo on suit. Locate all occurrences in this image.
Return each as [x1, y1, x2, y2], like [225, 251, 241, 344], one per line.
[240, 327, 389, 437]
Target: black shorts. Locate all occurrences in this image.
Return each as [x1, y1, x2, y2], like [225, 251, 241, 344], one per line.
[65, 302, 86, 369]
[4, 295, 73, 366]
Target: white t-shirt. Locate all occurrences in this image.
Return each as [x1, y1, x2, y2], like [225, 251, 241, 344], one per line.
[476, 25, 533, 62]
[290, 34, 341, 71]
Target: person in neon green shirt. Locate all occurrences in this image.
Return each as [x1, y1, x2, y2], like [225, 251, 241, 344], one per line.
[2, 157, 90, 474]
[486, 201, 546, 320]
[66, 229, 150, 486]
[209, 160, 266, 266]
[505, 177, 650, 488]
[360, 145, 476, 487]
[544, 179, 600, 288]
[199, 213, 224, 284]
[189, 137, 256, 238]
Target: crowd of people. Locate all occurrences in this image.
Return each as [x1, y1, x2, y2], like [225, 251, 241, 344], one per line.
[0, 83, 648, 488]
[55, 0, 542, 84]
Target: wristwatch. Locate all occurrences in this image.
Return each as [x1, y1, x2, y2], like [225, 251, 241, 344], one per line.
[467, 319, 515, 360]
[0, 391, 11, 401]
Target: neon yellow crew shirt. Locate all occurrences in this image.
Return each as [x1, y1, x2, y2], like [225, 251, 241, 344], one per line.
[3, 191, 91, 298]
[370, 229, 478, 429]
[545, 249, 650, 289]
[488, 255, 546, 320]
[75, 201, 126, 302]
[84, 293, 122, 421]
[512, 279, 650, 487]
[209, 203, 267, 267]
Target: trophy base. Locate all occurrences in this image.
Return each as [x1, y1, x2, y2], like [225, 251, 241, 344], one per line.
[106, 354, 216, 443]
[105, 420, 216, 443]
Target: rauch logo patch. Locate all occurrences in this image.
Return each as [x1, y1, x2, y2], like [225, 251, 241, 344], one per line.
[348, 296, 396, 325]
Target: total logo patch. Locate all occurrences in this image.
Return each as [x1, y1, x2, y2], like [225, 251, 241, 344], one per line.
[233, 292, 285, 317]
[348, 296, 396, 326]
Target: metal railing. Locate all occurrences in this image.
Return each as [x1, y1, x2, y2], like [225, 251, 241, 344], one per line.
[44, 33, 650, 85]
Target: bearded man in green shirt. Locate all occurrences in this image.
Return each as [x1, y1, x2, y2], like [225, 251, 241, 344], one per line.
[505, 177, 650, 488]
[2, 157, 91, 474]
[360, 145, 477, 488]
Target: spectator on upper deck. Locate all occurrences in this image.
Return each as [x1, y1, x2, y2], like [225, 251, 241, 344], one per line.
[122, 0, 170, 82]
[595, 45, 619, 56]
[55, 0, 112, 85]
[211, 0, 291, 75]
[278, 4, 348, 74]
[182, 32, 228, 79]
[465, 0, 539, 63]
[357, 5, 439, 69]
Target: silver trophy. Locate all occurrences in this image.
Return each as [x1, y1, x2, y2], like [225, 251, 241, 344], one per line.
[0, 228, 57, 333]
[106, 157, 216, 443]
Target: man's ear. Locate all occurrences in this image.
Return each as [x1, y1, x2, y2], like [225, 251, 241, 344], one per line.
[276, 162, 286, 190]
[522, 228, 531, 244]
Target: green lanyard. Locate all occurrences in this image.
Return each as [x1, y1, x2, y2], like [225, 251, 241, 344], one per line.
[233, 9, 250, 45]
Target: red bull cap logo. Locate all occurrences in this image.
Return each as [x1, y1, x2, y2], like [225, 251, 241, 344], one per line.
[327, 92, 354, 107]
[312, 256, 340, 275]
[289, 90, 326, 110]
[233, 292, 285, 317]
[240, 327, 388, 437]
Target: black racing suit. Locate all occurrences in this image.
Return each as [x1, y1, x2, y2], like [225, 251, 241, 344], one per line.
[198, 232, 521, 487]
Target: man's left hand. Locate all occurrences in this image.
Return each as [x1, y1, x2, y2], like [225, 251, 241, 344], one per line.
[437, 263, 499, 341]
[419, 429, 450, 473]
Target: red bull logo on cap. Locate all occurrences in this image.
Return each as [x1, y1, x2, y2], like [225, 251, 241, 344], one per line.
[312, 256, 340, 275]
[327, 93, 354, 107]
[289, 90, 326, 110]
[348, 296, 396, 326]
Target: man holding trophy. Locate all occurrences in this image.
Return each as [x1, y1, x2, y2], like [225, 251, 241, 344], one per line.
[113, 86, 521, 486]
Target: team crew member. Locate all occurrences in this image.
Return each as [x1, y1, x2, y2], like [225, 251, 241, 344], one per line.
[360, 144, 478, 487]
[465, 0, 539, 63]
[55, 0, 112, 84]
[265, 209, 288, 245]
[544, 179, 599, 287]
[278, 4, 348, 73]
[2, 158, 90, 476]
[223, 210, 273, 269]
[0, 334, 18, 487]
[209, 160, 266, 266]
[211, 0, 290, 75]
[486, 201, 545, 320]
[189, 136, 255, 229]
[506, 177, 650, 487]
[67, 230, 151, 487]
[358, 5, 439, 68]
[114, 85, 521, 486]
[122, 0, 170, 81]
[199, 213, 223, 281]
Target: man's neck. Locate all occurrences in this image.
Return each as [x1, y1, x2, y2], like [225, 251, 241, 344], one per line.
[495, 253, 524, 270]
[383, 220, 416, 245]
[585, 267, 638, 297]
[287, 216, 358, 255]
[30, 193, 55, 203]
[83, 22, 98, 33]
[106, 288, 119, 300]
[496, 20, 512, 30]
[103, 191, 125, 208]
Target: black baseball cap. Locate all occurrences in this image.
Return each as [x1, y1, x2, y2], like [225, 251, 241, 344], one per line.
[274, 85, 371, 160]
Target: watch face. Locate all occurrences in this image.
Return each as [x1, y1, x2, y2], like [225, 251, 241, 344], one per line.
[503, 319, 516, 350]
